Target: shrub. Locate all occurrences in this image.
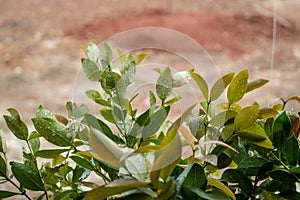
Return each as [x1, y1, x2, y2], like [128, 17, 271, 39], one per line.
[0, 42, 299, 199]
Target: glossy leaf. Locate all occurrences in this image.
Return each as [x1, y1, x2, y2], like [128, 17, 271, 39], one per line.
[81, 58, 101, 82]
[156, 67, 173, 102]
[190, 71, 209, 101]
[208, 178, 236, 200]
[246, 79, 269, 93]
[238, 157, 268, 176]
[172, 70, 192, 88]
[36, 149, 70, 158]
[237, 123, 268, 142]
[234, 105, 259, 130]
[3, 108, 28, 140]
[83, 178, 148, 200]
[258, 108, 278, 119]
[272, 111, 291, 150]
[210, 72, 234, 102]
[32, 118, 72, 147]
[222, 169, 252, 196]
[285, 134, 299, 166]
[10, 162, 44, 191]
[210, 110, 237, 127]
[227, 69, 248, 104]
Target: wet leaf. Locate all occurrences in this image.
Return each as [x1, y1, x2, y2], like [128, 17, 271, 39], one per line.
[3, 108, 28, 141]
[227, 69, 248, 104]
[234, 105, 259, 130]
[191, 71, 209, 101]
[10, 162, 44, 191]
[246, 79, 269, 93]
[156, 67, 173, 102]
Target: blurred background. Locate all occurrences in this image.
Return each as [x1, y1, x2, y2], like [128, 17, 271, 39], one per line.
[0, 0, 300, 123]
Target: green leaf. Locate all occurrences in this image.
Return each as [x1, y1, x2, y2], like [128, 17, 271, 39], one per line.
[32, 118, 72, 147]
[208, 179, 236, 200]
[10, 162, 44, 191]
[0, 129, 7, 153]
[83, 179, 148, 200]
[163, 95, 182, 107]
[221, 124, 235, 141]
[134, 52, 149, 65]
[272, 111, 291, 150]
[84, 41, 100, 63]
[99, 108, 116, 124]
[81, 58, 101, 82]
[258, 108, 278, 119]
[54, 190, 76, 200]
[117, 48, 126, 65]
[149, 91, 156, 114]
[210, 110, 237, 127]
[121, 54, 136, 86]
[70, 156, 95, 171]
[156, 179, 175, 200]
[36, 149, 70, 158]
[117, 193, 154, 200]
[246, 79, 269, 93]
[172, 70, 192, 88]
[280, 190, 300, 199]
[0, 191, 19, 198]
[36, 106, 57, 120]
[190, 71, 209, 101]
[66, 102, 89, 118]
[0, 155, 7, 177]
[238, 157, 268, 176]
[101, 43, 113, 70]
[188, 186, 231, 200]
[234, 105, 259, 130]
[3, 108, 28, 140]
[84, 113, 124, 144]
[188, 115, 206, 140]
[86, 90, 110, 106]
[101, 71, 122, 92]
[125, 154, 148, 182]
[156, 67, 173, 102]
[237, 123, 268, 142]
[227, 69, 248, 104]
[181, 163, 207, 199]
[222, 169, 252, 196]
[210, 72, 235, 102]
[268, 169, 298, 182]
[171, 163, 193, 199]
[29, 137, 40, 154]
[285, 135, 299, 166]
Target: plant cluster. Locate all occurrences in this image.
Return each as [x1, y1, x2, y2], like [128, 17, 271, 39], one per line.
[0, 42, 300, 200]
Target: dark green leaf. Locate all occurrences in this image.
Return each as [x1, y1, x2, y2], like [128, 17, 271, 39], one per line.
[3, 108, 28, 140]
[29, 137, 40, 154]
[156, 67, 173, 102]
[36, 149, 70, 158]
[10, 162, 44, 191]
[188, 186, 230, 200]
[257, 162, 273, 180]
[84, 113, 124, 144]
[272, 111, 291, 150]
[217, 153, 232, 169]
[117, 193, 153, 200]
[210, 72, 234, 102]
[238, 157, 268, 176]
[171, 164, 194, 199]
[181, 163, 207, 199]
[190, 71, 209, 101]
[81, 58, 101, 81]
[285, 134, 299, 166]
[0, 191, 19, 198]
[246, 79, 269, 93]
[227, 69, 248, 104]
[280, 190, 300, 199]
[70, 156, 95, 171]
[222, 169, 252, 196]
[54, 190, 76, 200]
[72, 166, 91, 183]
[0, 155, 7, 177]
[32, 118, 72, 147]
[268, 169, 298, 182]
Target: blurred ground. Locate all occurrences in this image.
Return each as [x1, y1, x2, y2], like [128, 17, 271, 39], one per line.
[0, 0, 300, 196]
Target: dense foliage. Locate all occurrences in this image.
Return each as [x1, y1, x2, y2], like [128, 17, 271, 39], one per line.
[1, 42, 300, 199]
